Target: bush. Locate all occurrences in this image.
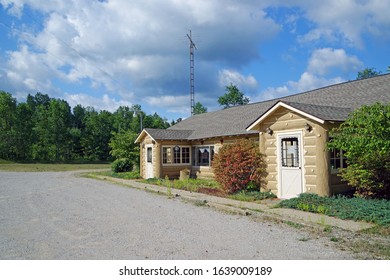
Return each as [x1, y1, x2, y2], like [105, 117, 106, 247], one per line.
[212, 139, 267, 194]
[328, 103, 390, 199]
[111, 158, 133, 173]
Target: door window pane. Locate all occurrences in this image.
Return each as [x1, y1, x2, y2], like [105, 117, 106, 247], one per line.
[281, 137, 299, 167]
[147, 147, 152, 163]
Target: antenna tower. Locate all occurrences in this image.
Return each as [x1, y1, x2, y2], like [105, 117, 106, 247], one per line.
[187, 30, 197, 115]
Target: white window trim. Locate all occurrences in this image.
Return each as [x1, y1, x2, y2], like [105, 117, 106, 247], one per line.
[162, 145, 191, 166]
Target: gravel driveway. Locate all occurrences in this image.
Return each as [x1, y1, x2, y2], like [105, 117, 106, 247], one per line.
[0, 171, 353, 259]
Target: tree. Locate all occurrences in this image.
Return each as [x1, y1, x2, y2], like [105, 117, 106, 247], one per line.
[109, 130, 140, 168]
[218, 84, 250, 108]
[0, 91, 17, 160]
[357, 67, 381, 80]
[82, 109, 114, 161]
[328, 103, 390, 198]
[212, 139, 267, 194]
[13, 103, 34, 160]
[193, 102, 207, 115]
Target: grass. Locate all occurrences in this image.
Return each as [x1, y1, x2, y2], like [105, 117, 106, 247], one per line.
[277, 193, 390, 227]
[228, 190, 277, 202]
[0, 161, 110, 172]
[141, 177, 221, 193]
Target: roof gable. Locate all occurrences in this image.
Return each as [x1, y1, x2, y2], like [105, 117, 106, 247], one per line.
[135, 128, 194, 143]
[246, 101, 353, 130]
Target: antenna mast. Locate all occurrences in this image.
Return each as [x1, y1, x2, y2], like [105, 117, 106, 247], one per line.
[187, 30, 197, 116]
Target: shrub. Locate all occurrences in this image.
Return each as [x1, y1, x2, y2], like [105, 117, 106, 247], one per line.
[278, 193, 390, 226]
[111, 158, 133, 173]
[328, 103, 390, 199]
[212, 139, 267, 194]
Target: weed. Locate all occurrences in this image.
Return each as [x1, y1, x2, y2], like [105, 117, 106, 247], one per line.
[298, 237, 309, 242]
[194, 200, 208, 207]
[330, 237, 339, 242]
[323, 226, 333, 233]
[284, 220, 304, 229]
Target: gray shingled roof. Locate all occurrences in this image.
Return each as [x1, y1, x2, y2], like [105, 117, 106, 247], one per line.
[150, 74, 390, 141]
[143, 128, 194, 140]
[279, 101, 353, 122]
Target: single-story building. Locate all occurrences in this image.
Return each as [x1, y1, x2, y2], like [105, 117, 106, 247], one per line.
[135, 74, 390, 198]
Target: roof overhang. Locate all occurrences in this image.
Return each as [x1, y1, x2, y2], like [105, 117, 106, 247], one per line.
[134, 129, 156, 144]
[246, 101, 325, 131]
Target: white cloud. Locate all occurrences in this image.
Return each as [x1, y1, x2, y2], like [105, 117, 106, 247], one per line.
[307, 48, 362, 76]
[218, 69, 258, 93]
[258, 71, 345, 101]
[144, 95, 189, 114]
[65, 93, 132, 112]
[256, 47, 361, 101]
[294, 0, 390, 47]
[1, 0, 279, 105]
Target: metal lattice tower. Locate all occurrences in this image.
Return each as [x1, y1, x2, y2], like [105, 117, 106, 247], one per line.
[187, 30, 197, 116]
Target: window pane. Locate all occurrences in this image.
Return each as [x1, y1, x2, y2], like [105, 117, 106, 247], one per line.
[281, 137, 299, 167]
[163, 147, 172, 164]
[182, 147, 190, 164]
[193, 146, 214, 166]
[147, 147, 152, 163]
[173, 146, 181, 163]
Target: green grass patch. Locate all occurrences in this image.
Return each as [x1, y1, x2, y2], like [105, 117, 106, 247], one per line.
[141, 177, 220, 193]
[228, 190, 277, 202]
[0, 162, 110, 172]
[277, 193, 390, 227]
[108, 171, 141, 179]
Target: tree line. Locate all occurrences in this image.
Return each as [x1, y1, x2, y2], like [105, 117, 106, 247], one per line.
[0, 91, 171, 162]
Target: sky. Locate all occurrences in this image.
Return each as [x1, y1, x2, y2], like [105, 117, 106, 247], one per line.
[0, 0, 389, 121]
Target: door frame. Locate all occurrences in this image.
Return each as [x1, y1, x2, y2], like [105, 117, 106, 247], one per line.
[145, 144, 154, 179]
[276, 130, 305, 198]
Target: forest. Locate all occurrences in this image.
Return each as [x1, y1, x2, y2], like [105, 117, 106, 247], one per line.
[0, 90, 172, 163]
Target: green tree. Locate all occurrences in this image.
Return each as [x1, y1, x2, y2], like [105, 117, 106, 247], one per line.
[0, 91, 17, 160]
[193, 101, 208, 115]
[328, 103, 390, 198]
[82, 109, 114, 161]
[47, 99, 72, 161]
[218, 84, 249, 108]
[356, 67, 381, 80]
[13, 103, 34, 160]
[31, 98, 72, 161]
[109, 130, 140, 167]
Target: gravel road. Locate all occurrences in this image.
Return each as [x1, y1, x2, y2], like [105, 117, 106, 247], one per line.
[0, 171, 353, 259]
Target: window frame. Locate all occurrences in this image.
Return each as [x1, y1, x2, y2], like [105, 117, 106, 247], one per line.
[192, 145, 215, 167]
[330, 148, 347, 174]
[162, 145, 191, 166]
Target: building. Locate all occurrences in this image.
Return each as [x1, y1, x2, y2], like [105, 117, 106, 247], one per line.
[135, 74, 390, 198]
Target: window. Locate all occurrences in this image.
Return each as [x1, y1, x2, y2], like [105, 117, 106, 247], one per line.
[182, 147, 190, 164]
[193, 146, 215, 166]
[173, 146, 181, 163]
[162, 147, 172, 164]
[147, 147, 152, 163]
[281, 137, 299, 168]
[162, 146, 190, 165]
[330, 148, 347, 173]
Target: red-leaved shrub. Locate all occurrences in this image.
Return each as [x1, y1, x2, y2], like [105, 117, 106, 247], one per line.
[212, 139, 267, 194]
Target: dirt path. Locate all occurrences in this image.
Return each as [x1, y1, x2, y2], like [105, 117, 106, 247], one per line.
[0, 171, 353, 259]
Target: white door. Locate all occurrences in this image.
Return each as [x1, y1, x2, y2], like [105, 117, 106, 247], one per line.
[145, 144, 154, 179]
[278, 133, 303, 199]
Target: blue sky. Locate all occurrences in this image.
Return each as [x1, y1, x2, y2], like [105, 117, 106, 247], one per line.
[0, 0, 389, 121]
